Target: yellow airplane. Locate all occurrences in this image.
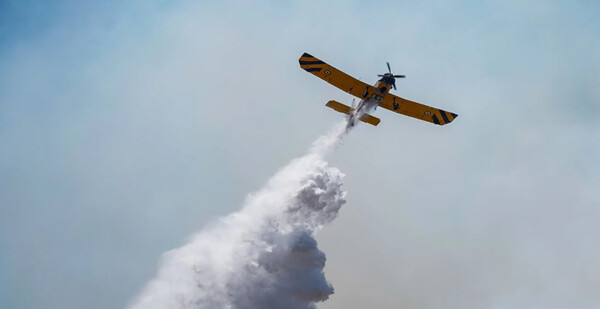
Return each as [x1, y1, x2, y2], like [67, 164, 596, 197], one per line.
[299, 53, 458, 126]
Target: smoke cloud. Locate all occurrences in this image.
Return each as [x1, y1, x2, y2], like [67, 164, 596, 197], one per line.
[128, 122, 349, 309]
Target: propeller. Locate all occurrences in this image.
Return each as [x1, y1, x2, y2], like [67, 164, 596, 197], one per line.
[378, 62, 405, 90]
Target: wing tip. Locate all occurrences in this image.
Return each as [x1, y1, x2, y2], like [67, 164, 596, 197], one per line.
[445, 112, 458, 125]
[301, 52, 314, 58]
[431, 111, 459, 125]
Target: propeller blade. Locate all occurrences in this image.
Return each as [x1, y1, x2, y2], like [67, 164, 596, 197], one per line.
[392, 81, 397, 90]
[378, 75, 384, 77]
[387, 62, 392, 73]
[394, 75, 406, 78]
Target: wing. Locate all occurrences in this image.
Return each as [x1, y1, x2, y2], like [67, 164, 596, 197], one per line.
[380, 93, 458, 125]
[299, 53, 379, 100]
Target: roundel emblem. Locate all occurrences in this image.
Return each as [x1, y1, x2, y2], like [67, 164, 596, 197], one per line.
[424, 111, 431, 115]
[324, 70, 331, 75]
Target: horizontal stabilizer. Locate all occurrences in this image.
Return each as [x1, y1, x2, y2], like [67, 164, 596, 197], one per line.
[325, 100, 380, 126]
[359, 113, 381, 126]
[325, 100, 353, 115]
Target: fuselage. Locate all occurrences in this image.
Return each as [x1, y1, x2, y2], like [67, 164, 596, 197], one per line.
[359, 77, 394, 108]
[350, 78, 393, 126]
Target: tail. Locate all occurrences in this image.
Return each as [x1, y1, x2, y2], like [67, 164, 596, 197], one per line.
[325, 100, 380, 126]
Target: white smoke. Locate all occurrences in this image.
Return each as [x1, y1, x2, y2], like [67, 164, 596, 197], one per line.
[129, 121, 349, 309]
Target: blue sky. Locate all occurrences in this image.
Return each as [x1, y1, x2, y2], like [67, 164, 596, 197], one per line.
[1, 1, 599, 308]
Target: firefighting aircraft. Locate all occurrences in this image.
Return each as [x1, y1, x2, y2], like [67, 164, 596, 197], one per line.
[299, 53, 458, 126]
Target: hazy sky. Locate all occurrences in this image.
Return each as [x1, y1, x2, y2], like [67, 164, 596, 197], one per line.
[1, 1, 599, 308]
